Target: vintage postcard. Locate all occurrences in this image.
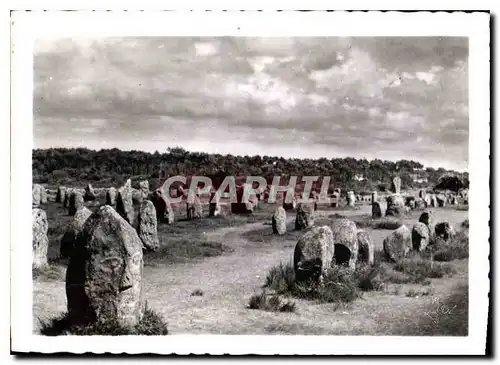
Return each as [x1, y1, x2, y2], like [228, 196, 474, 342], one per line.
[10, 10, 490, 355]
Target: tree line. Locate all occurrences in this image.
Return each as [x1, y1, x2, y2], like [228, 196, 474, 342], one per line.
[32, 147, 468, 193]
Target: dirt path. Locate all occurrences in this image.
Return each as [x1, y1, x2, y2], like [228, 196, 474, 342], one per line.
[142, 217, 297, 334]
[33, 208, 468, 335]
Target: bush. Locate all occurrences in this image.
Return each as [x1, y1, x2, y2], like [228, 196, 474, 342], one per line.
[393, 255, 455, 284]
[248, 292, 296, 313]
[263, 262, 361, 304]
[264, 261, 296, 293]
[431, 231, 469, 262]
[354, 263, 384, 291]
[39, 304, 169, 336]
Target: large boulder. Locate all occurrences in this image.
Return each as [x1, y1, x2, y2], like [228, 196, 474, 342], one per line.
[68, 191, 84, 216]
[272, 206, 287, 235]
[137, 200, 160, 252]
[372, 201, 382, 219]
[32, 208, 49, 269]
[331, 219, 358, 270]
[60, 206, 93, 258]
[84, 184, 96, 202]
[66, 205, 144, 327]
[383, 225, 411, 262]
[295, 202, 315, 230]
[106, 187, 117, 206]
[434, 222, 455, 241]
[412, 222, 430, 252]
[56, 186, 67, 204]
[293, 226, 335, 283]
[116, 179, 135, 225]
[357, 229, 374, 265]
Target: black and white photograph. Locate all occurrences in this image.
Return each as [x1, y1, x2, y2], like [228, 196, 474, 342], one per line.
[10, 10, 490, 355]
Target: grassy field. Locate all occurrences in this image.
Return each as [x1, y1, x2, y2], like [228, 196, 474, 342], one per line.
[33, 191, 469, 336]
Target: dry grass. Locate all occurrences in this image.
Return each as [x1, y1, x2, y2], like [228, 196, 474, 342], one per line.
[39, 303, 169, 336]
[396, 283, 469, 336]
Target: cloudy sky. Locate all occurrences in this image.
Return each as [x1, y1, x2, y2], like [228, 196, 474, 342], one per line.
[34, 37, 468, 171]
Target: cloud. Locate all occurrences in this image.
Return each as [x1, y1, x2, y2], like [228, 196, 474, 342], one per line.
[33, 37, 469, 170]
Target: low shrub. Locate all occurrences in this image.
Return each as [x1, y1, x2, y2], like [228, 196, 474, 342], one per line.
[248, 292, 296, 313]
[39, 304, 169, 336]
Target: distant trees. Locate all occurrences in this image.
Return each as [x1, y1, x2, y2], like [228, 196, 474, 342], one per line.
[32, 147, 464, 191]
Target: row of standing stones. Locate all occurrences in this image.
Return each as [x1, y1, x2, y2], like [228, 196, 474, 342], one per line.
[31, 179, 263, 328]
[31, 176, 464, 328]
[272, 176, 464, 283]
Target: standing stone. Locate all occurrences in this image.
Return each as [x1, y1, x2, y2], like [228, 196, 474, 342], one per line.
[295, 202, 315, 230]
[209, 191, 222, 217]
[56, 186, 67, 204]
[84, 184, 96, 202]
[272, 206, 287, 235]
[436, 194, 447, 207]
[434, 222, 455, 241]
[414, 198, 426, 209]
[137, 200, 160, 252]
[139, 180, 150, 199]
[60, 206, 92, 258]
[40, 186, 48, 204]
[187, 196, 203, 220]
[32, 184, 42, 207]
[347, 191, 356, 207]
[331, 219, 358, 270]
[383, 225, 412, 262]
[150, 189, 167, 220]
[419, 190, 426, 199]
[32, 208, 49, 269]
[68, 191, 84, 216]
[371, 191, 378, 203]
[63, 188, 73, 208]
[293, 225, 335, 283]
[357, 229, 374, 265]
[391, 176, 402, 194]
[66, 206, 144, 327]
[430, 194, 438, 208]
[106, 187, 117, 206]
[385, 194, 405, 217]
[117, 179, 135, 225]
[372, 201, 382, 219]
[419, 210, 433, 229]
[412, 222, 430, 252]
[165, 204, 175, 225]
[132, 188, 143, 205]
